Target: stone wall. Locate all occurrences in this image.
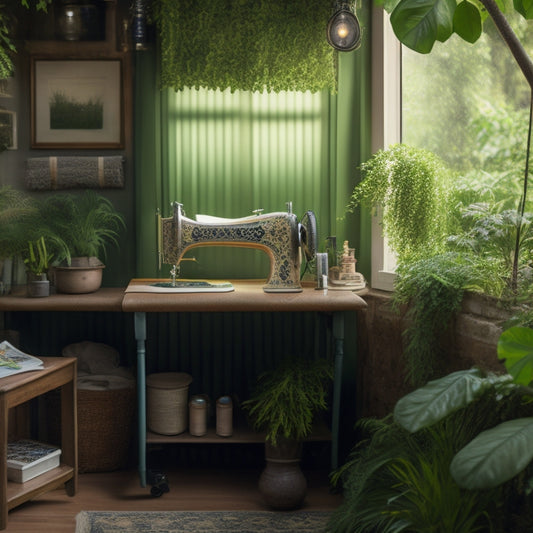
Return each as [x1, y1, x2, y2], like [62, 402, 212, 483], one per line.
[355, 290, 509, 419]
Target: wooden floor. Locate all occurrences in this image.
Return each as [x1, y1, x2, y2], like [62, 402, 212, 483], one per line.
[5, 467, 342, 532]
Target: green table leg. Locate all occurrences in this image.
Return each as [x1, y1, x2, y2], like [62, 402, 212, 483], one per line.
[134, 311, 147, 487]
[332, 312, 345, 470]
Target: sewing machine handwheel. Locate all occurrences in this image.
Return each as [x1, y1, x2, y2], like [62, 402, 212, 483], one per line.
[299, 211, 317, 261]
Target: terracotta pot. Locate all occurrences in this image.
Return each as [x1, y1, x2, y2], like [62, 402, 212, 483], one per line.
[53, 257, 105, 294]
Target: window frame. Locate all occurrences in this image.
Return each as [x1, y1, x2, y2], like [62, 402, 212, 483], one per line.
[370, 6, 401, 291]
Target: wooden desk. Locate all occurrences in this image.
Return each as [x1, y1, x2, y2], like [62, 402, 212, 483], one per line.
[0, 282, 367, 492]
[123, 279, 367, 488]
[0, 357, 77, 530]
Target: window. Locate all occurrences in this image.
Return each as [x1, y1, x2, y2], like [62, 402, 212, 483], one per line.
[370, 7, 400, 291]
[371, 6, 533, 291]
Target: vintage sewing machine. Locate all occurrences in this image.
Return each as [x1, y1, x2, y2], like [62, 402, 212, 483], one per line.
[159, 202, 317, 292]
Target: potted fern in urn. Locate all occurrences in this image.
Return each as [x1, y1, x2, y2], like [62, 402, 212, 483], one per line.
[41, 191, 125, 294]
[243, 356, 333, 510]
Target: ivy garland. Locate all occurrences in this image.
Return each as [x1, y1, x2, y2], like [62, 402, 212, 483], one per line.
[152, 0, 337, 93]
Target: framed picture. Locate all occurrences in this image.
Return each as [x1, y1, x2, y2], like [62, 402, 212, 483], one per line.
[0, 110, 17, 150]
[31, 58, 123, 149]
[0, 78, 14, 98]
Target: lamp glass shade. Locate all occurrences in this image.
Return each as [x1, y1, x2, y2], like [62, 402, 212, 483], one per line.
[326, 9, 361, 51]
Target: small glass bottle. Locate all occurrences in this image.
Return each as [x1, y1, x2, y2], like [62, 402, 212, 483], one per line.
[189, 396, 207, 436]
[216, 396, 233, 437]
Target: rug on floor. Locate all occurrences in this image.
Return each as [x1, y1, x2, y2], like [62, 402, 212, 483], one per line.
[75, 510, 332, 533]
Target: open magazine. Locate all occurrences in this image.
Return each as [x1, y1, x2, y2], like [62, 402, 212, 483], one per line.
[0, 341, 44, 378]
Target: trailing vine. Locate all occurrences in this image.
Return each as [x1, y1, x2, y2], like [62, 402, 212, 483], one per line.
[348, 144, 454, 263]
[152, 0, 337, 93]
[393, 252, 504, 386]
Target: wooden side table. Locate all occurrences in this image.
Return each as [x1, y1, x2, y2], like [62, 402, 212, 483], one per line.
[0, 357, 77, 530]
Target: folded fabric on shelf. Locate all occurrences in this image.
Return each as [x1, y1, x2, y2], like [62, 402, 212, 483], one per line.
[25, 156, 124, 190]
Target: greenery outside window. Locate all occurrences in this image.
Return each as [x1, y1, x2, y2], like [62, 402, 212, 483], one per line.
[370, 6, 533, 292]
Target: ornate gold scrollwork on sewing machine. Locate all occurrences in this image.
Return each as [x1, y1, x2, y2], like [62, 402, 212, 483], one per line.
[159, 202, 317, 293]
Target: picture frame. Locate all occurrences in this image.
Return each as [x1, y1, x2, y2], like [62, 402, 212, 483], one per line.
[31, 58, 124, 149]
[0, 110, 17, 150]
[0, 78, 14, 98]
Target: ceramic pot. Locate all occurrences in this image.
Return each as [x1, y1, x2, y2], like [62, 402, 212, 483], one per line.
[258, 440, 307, 510]
[27, 279, 50, 298]
[53, 257, 105, 294]
[259, 457, 307, 510]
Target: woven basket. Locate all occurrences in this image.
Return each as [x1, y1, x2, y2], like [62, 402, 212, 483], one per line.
[47, 384, 136, 473]
[147, 372, 193, 435]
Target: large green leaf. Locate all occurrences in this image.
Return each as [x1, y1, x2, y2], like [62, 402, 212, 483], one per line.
[498, 326, 533, 386]
[514, 0, 533, 19]
[390, 0, 456, 53]
[393, 369, 488, 432]
[450, 418, 533, 489]
[453, 1, 482, 43]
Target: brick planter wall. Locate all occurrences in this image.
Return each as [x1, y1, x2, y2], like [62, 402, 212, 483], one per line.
[356, 290, 511, 419]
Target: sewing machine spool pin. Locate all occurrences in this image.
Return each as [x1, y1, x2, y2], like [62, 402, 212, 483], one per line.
[160, 203, 317, 293]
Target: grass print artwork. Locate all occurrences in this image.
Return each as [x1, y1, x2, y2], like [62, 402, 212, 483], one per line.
[49, 91, 103, 130]
[32, 59, 122, 148]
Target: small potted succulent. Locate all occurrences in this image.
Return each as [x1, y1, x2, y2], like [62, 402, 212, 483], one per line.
[23, 236, 52, 297]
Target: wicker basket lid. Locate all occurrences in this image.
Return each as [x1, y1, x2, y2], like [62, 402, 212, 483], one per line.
[146, 372, 193, 390]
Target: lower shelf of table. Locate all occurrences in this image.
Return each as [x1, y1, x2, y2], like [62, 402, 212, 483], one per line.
[7, 464, 75, 510]
[146, 423, 331, 444]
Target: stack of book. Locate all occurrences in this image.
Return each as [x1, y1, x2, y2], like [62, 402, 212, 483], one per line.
[7, 440, 61, 483]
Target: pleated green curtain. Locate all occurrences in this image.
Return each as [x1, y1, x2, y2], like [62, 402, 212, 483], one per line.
[134, 12, 371, 279]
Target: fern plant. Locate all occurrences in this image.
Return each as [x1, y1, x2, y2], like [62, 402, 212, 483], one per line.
[348, 144, 455, 263]
[39, 191, 125, 264]
[242, 356, 333, 446]
[0, 186, 36, 259]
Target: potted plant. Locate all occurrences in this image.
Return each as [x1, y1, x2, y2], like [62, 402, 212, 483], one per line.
[41, 191, 125, 294]
[242, 356, 333, 510]
[0, 187, 37, 294]
[329, 325, 533, 532]
[23, 236, 52, 297]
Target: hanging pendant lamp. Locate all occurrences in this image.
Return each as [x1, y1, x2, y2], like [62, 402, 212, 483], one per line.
[326, 2, 361, 52]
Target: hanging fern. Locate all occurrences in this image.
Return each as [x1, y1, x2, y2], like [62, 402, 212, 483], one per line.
[348, 144, 455, 262]
[152, 0, 338, 93]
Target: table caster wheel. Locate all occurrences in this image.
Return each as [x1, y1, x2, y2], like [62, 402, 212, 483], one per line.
[150, 483, 169, 497]
[147, 469, 169, 497]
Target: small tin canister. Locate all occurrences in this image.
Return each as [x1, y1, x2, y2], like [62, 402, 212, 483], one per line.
[189, 395, 208, 436]
[216, 395, 233, 437]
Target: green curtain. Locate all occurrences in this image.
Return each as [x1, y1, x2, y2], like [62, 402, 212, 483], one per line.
[134, 9, 372, 280]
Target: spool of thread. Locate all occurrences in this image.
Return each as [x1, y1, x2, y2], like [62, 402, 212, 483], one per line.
[189, 396, 207, 436]
[216, 396, 233, 437]
[316, 252, 328, 289]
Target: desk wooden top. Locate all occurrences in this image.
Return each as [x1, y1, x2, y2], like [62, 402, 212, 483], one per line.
[0, 287, 124, 312]
[122, 279, 367, 313]
[0, 280, 368, 313]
